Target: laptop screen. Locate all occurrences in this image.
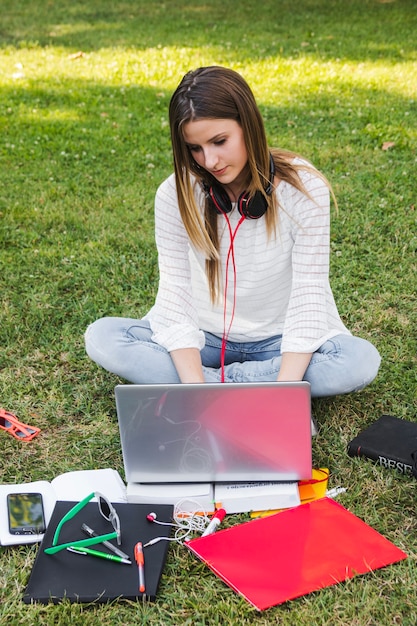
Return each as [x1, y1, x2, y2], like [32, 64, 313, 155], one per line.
[115, 382, 312, 484]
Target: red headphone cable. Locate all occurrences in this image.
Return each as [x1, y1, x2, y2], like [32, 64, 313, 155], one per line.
[218, 209, 246, 382]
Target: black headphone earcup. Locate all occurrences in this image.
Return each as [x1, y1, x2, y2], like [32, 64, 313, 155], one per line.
[237, 191, 268, 219]
[208, 185, 232, 215]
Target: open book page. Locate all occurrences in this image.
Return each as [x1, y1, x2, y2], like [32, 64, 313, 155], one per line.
[50, 468, 127, 503]
[0, 469, 126, 546]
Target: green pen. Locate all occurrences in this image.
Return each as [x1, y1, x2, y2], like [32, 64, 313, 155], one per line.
[67, 546, 132, 565]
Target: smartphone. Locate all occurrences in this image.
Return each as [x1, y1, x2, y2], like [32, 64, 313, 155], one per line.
[7, 492, 46, 535]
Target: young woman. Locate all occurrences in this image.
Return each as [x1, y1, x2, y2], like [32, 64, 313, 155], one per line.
[85, 66, 380, 397]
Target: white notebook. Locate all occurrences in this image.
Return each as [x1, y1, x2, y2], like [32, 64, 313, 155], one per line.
[0, 468, 127, 545]
[214, 481, 300, 514]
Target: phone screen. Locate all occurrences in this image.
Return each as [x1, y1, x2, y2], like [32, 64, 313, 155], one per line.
[7, 492, 46, 535]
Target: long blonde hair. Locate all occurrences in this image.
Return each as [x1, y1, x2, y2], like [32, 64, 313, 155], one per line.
[168, 66, 334, 301]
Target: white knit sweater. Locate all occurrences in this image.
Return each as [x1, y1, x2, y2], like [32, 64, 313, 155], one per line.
[144, 165, 350, 354]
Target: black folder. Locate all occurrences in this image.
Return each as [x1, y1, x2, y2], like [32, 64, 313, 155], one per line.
[23, 501, 173, 604]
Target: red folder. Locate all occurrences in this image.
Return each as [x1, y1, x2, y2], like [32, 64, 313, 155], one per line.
[186, 498, 407, 611]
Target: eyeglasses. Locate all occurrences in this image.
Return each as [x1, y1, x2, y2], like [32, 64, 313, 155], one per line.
[0, 408, 41, 441]
[44, 491, 121, 555]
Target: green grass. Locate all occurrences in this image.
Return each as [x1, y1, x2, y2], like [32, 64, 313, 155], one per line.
[0, 0, 416, 623]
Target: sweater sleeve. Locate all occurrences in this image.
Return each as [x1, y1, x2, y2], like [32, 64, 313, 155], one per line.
[280, 169, 340, 353]
[144, 175, 206, 352]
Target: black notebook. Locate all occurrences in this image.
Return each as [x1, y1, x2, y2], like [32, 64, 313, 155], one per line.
[24, 501, 173, 604]
[347, 414, 417, 477]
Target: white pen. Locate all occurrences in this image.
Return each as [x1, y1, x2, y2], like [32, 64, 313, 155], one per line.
[202, 509, 226, 537]
[326, 487, 347, 498]
[81, 523, 130, 560]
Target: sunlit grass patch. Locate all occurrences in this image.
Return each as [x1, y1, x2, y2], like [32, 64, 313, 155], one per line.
[0, 0, 416, 624]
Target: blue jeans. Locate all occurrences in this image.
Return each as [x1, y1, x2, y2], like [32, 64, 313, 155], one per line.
[84, 317, 381, 398]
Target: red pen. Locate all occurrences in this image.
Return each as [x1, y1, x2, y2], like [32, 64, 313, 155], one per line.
[134, 542, 146, 593]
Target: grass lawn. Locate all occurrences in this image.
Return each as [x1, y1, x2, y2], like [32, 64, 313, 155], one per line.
[0, 0, 416, 623]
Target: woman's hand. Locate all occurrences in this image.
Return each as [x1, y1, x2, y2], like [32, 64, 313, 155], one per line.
[170, 348, 206, 383]
[277, 352, 312, 382]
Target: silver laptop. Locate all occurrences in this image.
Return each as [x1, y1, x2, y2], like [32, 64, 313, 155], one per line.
[115, 382, 312, 484]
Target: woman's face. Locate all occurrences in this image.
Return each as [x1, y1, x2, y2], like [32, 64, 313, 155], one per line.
[182, 118, 249, 194]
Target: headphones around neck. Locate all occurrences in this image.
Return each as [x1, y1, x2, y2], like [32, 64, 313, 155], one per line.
[203, 153, 275, 220]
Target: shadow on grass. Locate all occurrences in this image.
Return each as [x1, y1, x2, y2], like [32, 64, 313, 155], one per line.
[1, 0, 416, 63]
